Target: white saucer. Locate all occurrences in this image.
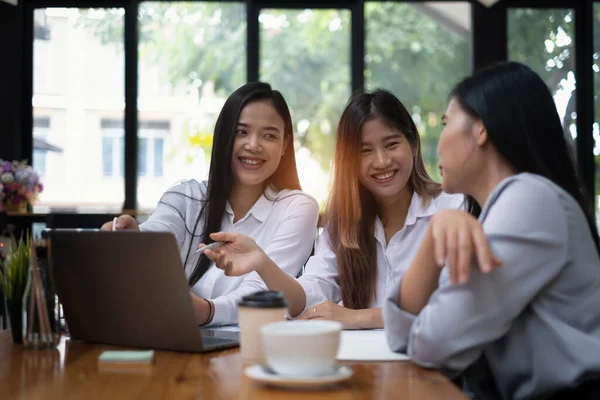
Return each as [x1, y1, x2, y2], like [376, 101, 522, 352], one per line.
[245, 364, 353, 389]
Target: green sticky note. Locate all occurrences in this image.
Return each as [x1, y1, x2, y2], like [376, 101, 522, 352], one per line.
[98, 350, 154, 363]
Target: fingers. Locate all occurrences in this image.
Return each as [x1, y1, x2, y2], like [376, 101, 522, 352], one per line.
[471, 226, 494, 273]
[457, 226, 472, 284]
[295, 313, 309, 320]
[203, 248, 218, 262]
[113, 214, 138, 230]
[492, 255, 503, 267]
[209, 231, 238, 243]
[204, 249, 239, 276]
[446, 228, 459, 285]
[432, 225, 447, 267]
[296, 305, 320, 320]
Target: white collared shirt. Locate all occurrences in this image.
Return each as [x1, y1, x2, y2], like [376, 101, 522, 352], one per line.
[140, 179, 319, 326]
[298, 191, 464, 310]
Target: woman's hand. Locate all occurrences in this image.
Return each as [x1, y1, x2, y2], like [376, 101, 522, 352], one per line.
[100, 214, 139, 231]
[429, 209, 502, 284]
[296, 301, 378, 330]
[201, 232, 267, 276]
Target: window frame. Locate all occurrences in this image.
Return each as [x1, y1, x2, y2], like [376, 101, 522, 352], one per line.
[8, 0, 596, 211]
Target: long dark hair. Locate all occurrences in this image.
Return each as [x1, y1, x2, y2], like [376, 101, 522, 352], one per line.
[325, 89, 441, 309]
[180, 82, 301, 286]
[450, 61, 600, 255]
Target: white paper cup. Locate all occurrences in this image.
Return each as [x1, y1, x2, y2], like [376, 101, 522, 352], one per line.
[238, 291, 288, 364]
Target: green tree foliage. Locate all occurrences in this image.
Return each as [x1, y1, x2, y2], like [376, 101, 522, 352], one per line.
[77, 3, 246, 97]
[365, 2, 470, 181]
[78, 4, 592, 192]
[259, 9, 350, 169]
[508, 9, 575, 135]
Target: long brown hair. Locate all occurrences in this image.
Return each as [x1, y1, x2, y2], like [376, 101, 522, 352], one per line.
[325, 89, 441, 309]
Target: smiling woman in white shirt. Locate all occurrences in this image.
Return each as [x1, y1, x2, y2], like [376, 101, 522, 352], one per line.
[203, 89, 462, 329]
[384, 62, 600, 399]
[101, 82, 319, 327]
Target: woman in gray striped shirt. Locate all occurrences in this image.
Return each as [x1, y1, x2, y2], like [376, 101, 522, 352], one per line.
[384, 62, 600, 399]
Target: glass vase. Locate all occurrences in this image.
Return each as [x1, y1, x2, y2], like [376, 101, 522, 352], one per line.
[21, 245, 60, 349]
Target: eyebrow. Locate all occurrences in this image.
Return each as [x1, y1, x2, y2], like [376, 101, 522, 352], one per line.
[361, 133, 403, 145]
[237, 122, 281, 133]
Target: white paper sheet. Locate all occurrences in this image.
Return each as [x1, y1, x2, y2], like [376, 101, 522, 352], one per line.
[207, 325, 240, 333]
[336, 330, 410, 361]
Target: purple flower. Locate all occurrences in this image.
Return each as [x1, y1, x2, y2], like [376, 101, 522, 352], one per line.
[1, 172, 14, 184]
[0, 158, 43, 204]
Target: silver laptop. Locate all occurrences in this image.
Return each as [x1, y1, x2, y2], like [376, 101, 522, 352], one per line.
[47, 229, 239, 353]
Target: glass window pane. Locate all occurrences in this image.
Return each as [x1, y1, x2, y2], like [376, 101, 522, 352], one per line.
[260, 8, 351, 207]
[34, 8, 125, 212]
[137, 2, 246, 210]
[33, 149, 47, 176]
[154, 138, 164, 177]
[102, 136, 113, 177]
[138, 138, 148, 177]
[32, 117, 50, 176]
[508, 9, 576, 144]
[365, 2, 472, 182]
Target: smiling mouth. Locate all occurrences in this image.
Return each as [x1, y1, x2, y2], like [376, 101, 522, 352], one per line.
[238, 157, 266, 168]
[372, 170, 397, 182]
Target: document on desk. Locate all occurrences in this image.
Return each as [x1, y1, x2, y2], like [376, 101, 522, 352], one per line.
[336, 329, 410, 361]
[207, 325, 240, 332]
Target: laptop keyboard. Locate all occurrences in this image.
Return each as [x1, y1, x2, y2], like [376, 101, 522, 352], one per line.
[201, 336, 237, 348]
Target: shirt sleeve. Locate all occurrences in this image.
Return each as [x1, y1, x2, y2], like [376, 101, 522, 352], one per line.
[209, 193, 320, 326]
[297, 229, 343, 310]
[384, 180, 568, 372]
[139, 180, 201, 248]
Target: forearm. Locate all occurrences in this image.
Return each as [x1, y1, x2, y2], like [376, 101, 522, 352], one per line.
[399, 228, 442, 315]
[256, 253, 307, 317]
[190, 293, 211, 325]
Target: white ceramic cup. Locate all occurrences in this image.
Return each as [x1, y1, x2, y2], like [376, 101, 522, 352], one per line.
[260, 320, 342, 377]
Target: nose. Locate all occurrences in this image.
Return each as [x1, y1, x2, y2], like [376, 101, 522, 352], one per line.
[373, 148, 391, 169]
[244, 134, 262, 152]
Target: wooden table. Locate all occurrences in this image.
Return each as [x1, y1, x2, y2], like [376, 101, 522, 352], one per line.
[0, 330, 467, 399]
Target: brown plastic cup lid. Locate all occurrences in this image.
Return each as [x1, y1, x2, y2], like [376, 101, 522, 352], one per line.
[238, 290, 288, 308]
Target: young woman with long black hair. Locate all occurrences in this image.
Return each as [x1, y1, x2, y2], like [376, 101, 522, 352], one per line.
[384, 62, 600, 399]
[102, 82, 319, 327]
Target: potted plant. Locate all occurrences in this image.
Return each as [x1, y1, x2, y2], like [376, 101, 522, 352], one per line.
[0, 233, 30, 343]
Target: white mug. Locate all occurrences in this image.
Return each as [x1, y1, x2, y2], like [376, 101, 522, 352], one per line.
[261, 320, 342, 377]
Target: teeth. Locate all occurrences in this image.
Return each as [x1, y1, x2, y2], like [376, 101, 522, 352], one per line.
[374, 171, 394, 180]
[241, 158, 262, 165]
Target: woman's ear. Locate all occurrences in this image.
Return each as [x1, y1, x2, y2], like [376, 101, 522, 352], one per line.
[472, 120, 489, 147]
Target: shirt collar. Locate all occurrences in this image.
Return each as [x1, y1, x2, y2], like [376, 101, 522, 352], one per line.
[374, 191, 439, 246]
[225, 186, 276, 223]
[404, 191, 439, 226]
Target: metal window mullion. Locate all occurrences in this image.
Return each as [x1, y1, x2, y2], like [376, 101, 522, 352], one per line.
[123, 0, 138, 210]
[247, 1, 260, 82]
[575, 0, 595, 203]
[351, 0, 365, 93]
